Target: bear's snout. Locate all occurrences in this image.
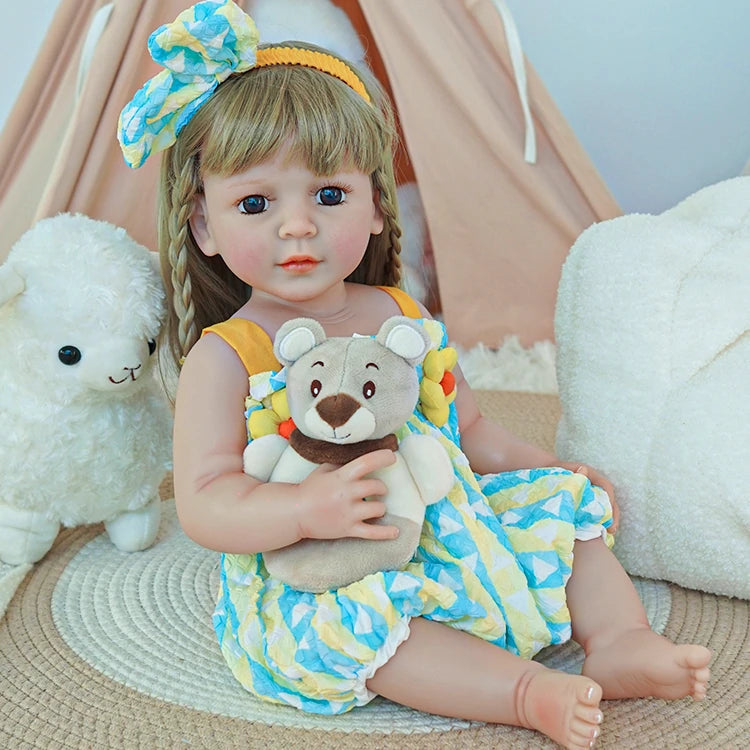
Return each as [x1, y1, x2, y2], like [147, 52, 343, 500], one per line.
[316, 394, 360, 428]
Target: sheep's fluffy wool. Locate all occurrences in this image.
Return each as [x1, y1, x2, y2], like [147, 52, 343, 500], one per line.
[0, 214, 172, 526]
[555, 177, 750, 599]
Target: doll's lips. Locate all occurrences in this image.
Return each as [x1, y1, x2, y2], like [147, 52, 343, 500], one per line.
[279, 256, 320, 273]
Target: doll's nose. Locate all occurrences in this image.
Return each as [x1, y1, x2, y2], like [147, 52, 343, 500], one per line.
[279, 208, 317, 239]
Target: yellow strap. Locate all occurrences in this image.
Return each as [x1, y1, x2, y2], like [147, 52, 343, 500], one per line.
[202, 319, 280, 377]
[203, 288, 420, 376]
[377, 286, 422, 319]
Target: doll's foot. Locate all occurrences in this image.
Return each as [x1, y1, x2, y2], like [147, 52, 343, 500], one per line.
[582, 627, 711, 701]
[516, 669, 603, 750]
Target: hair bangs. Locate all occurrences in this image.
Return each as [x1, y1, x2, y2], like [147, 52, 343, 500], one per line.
[196, 60, 388, 179]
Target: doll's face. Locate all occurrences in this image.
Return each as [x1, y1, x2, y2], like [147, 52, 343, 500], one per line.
[190, 147, 383, 303]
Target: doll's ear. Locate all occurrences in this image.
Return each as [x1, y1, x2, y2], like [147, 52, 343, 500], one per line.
[0, 264, 25, 308]
[189, 195, 219, 257]
[274, 318, 327, 367]
[376, 316, 431, 366]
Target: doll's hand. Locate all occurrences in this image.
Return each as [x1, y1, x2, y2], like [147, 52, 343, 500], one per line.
[560, 461, 620, 534]
[296, 449, 399, 541]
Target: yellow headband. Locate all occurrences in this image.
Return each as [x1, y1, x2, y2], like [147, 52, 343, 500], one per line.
[255, 46, 370, 104]
[118, 0, 371, 169]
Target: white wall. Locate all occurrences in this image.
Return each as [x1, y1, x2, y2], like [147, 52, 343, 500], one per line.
[0, 0, 58, 138]
[2, 1, 749, 215]
[505, 0, 750, 213]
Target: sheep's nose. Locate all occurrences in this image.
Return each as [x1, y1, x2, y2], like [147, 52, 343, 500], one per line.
[316, 394, 360, 428]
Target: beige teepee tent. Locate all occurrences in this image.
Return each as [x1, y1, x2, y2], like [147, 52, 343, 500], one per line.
[0, 0, 620, 347]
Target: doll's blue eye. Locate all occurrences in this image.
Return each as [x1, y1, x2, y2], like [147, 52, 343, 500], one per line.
[316, 187, 345, 206]
[239, 195, 268, 214]
[148, 339, 157, 355]
[58, 345, 82, 365]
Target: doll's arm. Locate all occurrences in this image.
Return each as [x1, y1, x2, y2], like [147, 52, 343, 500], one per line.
[173, 334, 399, 553]
[454, 371, 619, 530]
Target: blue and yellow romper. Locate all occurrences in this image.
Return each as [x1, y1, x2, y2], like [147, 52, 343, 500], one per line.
[205, 287, 612, 714]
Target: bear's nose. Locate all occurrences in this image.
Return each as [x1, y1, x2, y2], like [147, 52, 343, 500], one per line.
[316, 394, 360, 428]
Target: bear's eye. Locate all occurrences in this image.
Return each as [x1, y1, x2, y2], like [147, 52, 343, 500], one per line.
[58, 345, 82, 366]
[148, 339, 157, 355]
[310, 379, 322, 397]
[363, 380, 376, 399]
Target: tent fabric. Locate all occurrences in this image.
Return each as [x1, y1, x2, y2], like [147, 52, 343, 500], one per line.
[359, 0, 621, 346]
[0, 0, 620, 346]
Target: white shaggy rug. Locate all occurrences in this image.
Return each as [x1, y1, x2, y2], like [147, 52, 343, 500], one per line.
[457, 337, 557, 394]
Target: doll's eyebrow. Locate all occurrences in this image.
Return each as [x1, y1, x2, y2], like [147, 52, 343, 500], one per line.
[366, 363, 379, 370]
[312, 361, 324, 367]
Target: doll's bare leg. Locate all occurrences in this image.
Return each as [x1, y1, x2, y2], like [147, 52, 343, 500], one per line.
[367, 618, 604, 750]
[567, 537, 711, 700]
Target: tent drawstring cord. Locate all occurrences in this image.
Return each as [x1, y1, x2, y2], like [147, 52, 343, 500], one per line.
[76, 3, 115, 99]
[487, 0, 537, 164]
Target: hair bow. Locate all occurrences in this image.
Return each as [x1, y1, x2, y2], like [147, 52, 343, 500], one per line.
[118, 0, 259, 169]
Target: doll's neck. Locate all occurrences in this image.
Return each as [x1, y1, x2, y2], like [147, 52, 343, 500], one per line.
[289, 430, 398, 465]
[249, 284, 353, 325]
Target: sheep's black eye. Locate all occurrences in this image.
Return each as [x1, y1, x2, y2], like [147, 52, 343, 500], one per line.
[310, 379, 322, 397]
[58, 346, 82, 365]
[363, 381, 376, 399]
[148, 339, 157, 355]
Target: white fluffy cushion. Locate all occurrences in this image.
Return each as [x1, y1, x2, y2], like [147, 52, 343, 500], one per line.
[555, 177, 750, 599]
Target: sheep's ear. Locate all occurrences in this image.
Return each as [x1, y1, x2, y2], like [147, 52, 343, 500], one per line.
[376, 316, 431, 366]
[274, 318, 327, 367]
[0, 264, 25, 308]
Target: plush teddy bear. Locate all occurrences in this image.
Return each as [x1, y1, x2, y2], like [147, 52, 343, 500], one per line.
[242, 316, 455, 592]
[0, 213, 172, 571]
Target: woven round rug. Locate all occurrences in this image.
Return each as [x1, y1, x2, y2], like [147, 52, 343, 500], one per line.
[50, 500, 671, 734]
[1, 393, 748, 749]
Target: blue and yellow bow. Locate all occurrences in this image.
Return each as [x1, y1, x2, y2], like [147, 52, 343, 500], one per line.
[117, 0, 371, 169]
[118, 0, 259, 169]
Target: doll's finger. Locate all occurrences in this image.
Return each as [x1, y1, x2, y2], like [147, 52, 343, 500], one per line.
[340, 449, 396, 480]
[352, 478, 389, 499]
[609, 496, 621, 533]
[352, 520, 400, 541]
[355, 498, 387, 520]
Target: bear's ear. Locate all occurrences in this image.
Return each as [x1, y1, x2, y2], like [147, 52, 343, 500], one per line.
[376, 316, 431, 366]
[0, 264, 25, 308]
[274, 318, 327, 367]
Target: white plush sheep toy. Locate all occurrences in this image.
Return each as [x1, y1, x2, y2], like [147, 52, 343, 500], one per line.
[243, 316, 455, 592]
[555, 176, 750, 600]
[0, 213, 172, 570]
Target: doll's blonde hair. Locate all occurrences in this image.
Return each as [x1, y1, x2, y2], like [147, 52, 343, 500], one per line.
[158, 43, 402, 364]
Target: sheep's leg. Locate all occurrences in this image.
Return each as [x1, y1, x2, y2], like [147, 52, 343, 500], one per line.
[0, 503, 59, 564]
[105, 496, 161, 552]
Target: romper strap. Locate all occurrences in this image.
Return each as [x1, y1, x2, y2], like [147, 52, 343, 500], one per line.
[377, 285, 422, 319]
[203, 288, 420, 376]
[202, 318, 279, 376]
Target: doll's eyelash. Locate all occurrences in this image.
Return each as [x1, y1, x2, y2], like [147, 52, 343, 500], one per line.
[311, 182, 353, 195]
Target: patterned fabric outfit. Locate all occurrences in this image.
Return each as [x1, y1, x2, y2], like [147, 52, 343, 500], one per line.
[206, 287, 613, 714]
